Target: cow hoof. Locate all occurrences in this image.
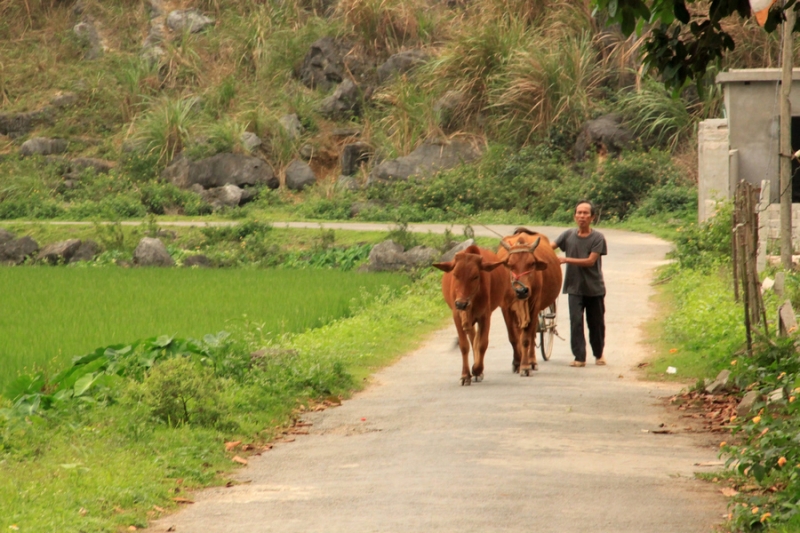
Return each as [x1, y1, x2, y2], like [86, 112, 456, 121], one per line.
[474, 374, 484, 383]
[520, 368, 531, 377]
[512, 363, 519, 374]
[532, 363, 539, 371]
[461, 376, 471, 386]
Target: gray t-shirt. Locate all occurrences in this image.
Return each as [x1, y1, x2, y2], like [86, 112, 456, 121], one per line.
[554, 228, 607, 296]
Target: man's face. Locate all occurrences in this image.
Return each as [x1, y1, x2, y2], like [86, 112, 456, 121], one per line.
[574, 203, 594, 228]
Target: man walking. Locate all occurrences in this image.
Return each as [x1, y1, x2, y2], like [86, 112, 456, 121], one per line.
[552, 200, 607, 367]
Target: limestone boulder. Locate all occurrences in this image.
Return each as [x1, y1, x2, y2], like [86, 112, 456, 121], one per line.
[319, 79, 363, 119]
[0, 108, 54, 139]
[166, 9, 214, 33]
[69, 239, 101, 263]
[201, 184, 244, 210]
[440, 239, 475, 262]
[297, 37, 373, 91]
[37, 239, 82, 264]
[133, 238, 174, 267]
[163, 153, 278, 190]
[364, 240, 441, 272]
[340, 142, 372, 176]
[0, 228, 15, 246]
[0, 236, 39, 265]
[20, 137, 68, 157]
[377, 50, 429, 84]
[367, 140, 482, 185]
[285, 160, 317, 191]
[574, 114, 632, 161]
[278, 114, 304, 141]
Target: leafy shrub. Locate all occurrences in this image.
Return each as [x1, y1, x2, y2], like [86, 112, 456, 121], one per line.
[139, 181, 211, 216]
[668, 202, 732, 271]
[136, 357, 221, 427]
[296, 193, 355, 220]
[632, 180, 697, 217]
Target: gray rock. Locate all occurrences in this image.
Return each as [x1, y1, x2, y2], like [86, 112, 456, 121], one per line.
[377, 49, 429, 84]
[367, 240, 406, 271]
[350, 200, 383, 218]
[184, 254, 212, 268]
[201, 184, 244, 210]
[433, 90, 465, 132]
[166, 9, 214, 33]
[340, 142, 372, 176]
[574, 113, 632, 161]
[737, 390, 760, 418]
[367, 139, 482, 185]
[141, 21, 165, 65]
[241, 131, 262, 152]
[0, 228, 15, 246]
[405, 245, 441, 267]
[440, 239, 475, 263]
[64, 157, 114, 179]
[240, 187, 258, 205]
[20, 137, 68, 157]
[147, 0, 165, 18]
[331, 127, 361, 138]
[298, 37, 372, 91]
[365, 240, 440, 272]
[336, 175, 360, 192]
[285, 160, 317, 191]
[73, 21, 103, 60]
[37, 239, 82, 264]
[0, 236, 39, 265]
[50, 92, 77, 108]
[319, 79, 363, 119]
[299, 143, 315, 160]
[278, 114, 304, 141]
[0, 108, 54, 138]
[164, 153, 278, 190]
[767, 387, 785, 404]
[69, 239, 100, 263]
[133, 237, 174, 267]
[704, 369, 731, 395]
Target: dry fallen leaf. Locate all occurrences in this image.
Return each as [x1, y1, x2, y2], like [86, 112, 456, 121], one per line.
[232, 456, 248, 465]
[79, 508, 88, 516]
[172, 497, 194, 504]
[153, 505, 166, 513]
[721, 488, 739, 497]
[225, 441, 242, 452]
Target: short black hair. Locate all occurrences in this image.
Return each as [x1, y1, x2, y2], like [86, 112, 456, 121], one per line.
[575, 200, 595, 216]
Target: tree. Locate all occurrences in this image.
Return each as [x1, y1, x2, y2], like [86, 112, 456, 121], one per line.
[594, 0, 797, 90]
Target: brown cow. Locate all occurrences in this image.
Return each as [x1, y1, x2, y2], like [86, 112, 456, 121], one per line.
[497, 228, 562, 376]
[433, 245, 513, 386]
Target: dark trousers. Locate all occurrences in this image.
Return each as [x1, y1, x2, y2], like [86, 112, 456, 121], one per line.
[568, 294, 605, 362]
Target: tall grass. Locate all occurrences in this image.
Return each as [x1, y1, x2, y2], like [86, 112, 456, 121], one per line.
[493, 31, 607, 142]
[335, 0, 424, 52]
[132, 95, 199, 166]
[0, 268, 409, 391]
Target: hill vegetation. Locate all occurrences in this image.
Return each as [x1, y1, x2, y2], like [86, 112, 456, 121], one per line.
[0, 0, 779, 225]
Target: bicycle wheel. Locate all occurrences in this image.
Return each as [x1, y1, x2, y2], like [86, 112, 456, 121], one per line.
[539, 302, 557, 361]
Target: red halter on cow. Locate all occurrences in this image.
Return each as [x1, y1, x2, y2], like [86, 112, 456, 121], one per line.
[497, 228, 562, 376]
[433, 245, 513, 386]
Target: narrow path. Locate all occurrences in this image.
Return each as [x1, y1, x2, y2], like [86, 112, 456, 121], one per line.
[141, 224, 726, 532]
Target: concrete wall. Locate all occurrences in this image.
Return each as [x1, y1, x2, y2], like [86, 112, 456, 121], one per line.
[697, 119, 730, 221]
[717, 69, 800, 203]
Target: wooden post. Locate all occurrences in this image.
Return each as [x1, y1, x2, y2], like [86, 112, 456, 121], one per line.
[780, 4, 796, 269]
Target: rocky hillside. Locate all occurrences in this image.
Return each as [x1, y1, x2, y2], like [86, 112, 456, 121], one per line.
[0, 0, 773, 220]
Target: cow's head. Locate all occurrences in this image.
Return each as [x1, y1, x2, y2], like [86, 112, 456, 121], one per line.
[500, 237, 546, 300]
[433, 251, 504, 310]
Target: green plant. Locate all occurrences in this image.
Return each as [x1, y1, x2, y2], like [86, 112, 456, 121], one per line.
[133, 96, 200, 166]
[138, 357, 221, 427]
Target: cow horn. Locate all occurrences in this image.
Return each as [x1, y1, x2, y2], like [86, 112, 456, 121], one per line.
[528, 237, 541, 253]
[500, 240, 512, 251]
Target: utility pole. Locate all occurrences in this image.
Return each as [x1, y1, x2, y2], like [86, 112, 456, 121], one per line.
[780, 2, 796, 269]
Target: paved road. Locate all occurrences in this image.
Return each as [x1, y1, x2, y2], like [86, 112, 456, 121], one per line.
[148, 224, 726, 533]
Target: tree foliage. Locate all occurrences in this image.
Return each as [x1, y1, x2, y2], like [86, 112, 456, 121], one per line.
[593, 0, 796, 90]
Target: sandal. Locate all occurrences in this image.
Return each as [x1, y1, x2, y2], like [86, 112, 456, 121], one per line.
[596, 357, 607, 366]
[569, 361, 586, 367]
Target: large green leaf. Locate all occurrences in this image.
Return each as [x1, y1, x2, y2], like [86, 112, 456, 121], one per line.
[73, 373, 100, 397]
[3, 373, 45, 401]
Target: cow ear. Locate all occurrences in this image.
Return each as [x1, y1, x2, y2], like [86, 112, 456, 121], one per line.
[432, 261, 454, 272]
[480, 260, 505, 272]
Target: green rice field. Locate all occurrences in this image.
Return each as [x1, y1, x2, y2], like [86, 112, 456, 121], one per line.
[0, 267, 409, 391]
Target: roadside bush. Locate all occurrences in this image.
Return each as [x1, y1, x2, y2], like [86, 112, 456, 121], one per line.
[667, 202, 732, 271]
[135, 357, 221, 427]
[139, 181, 211, 216]
[632, 180, 697, 217]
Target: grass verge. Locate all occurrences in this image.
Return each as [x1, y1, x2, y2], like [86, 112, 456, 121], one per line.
[0, 272, 449, 532]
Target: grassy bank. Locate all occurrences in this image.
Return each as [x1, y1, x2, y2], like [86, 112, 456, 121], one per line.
[0, 267, 410, 392]
[0, 273, 448, 532]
